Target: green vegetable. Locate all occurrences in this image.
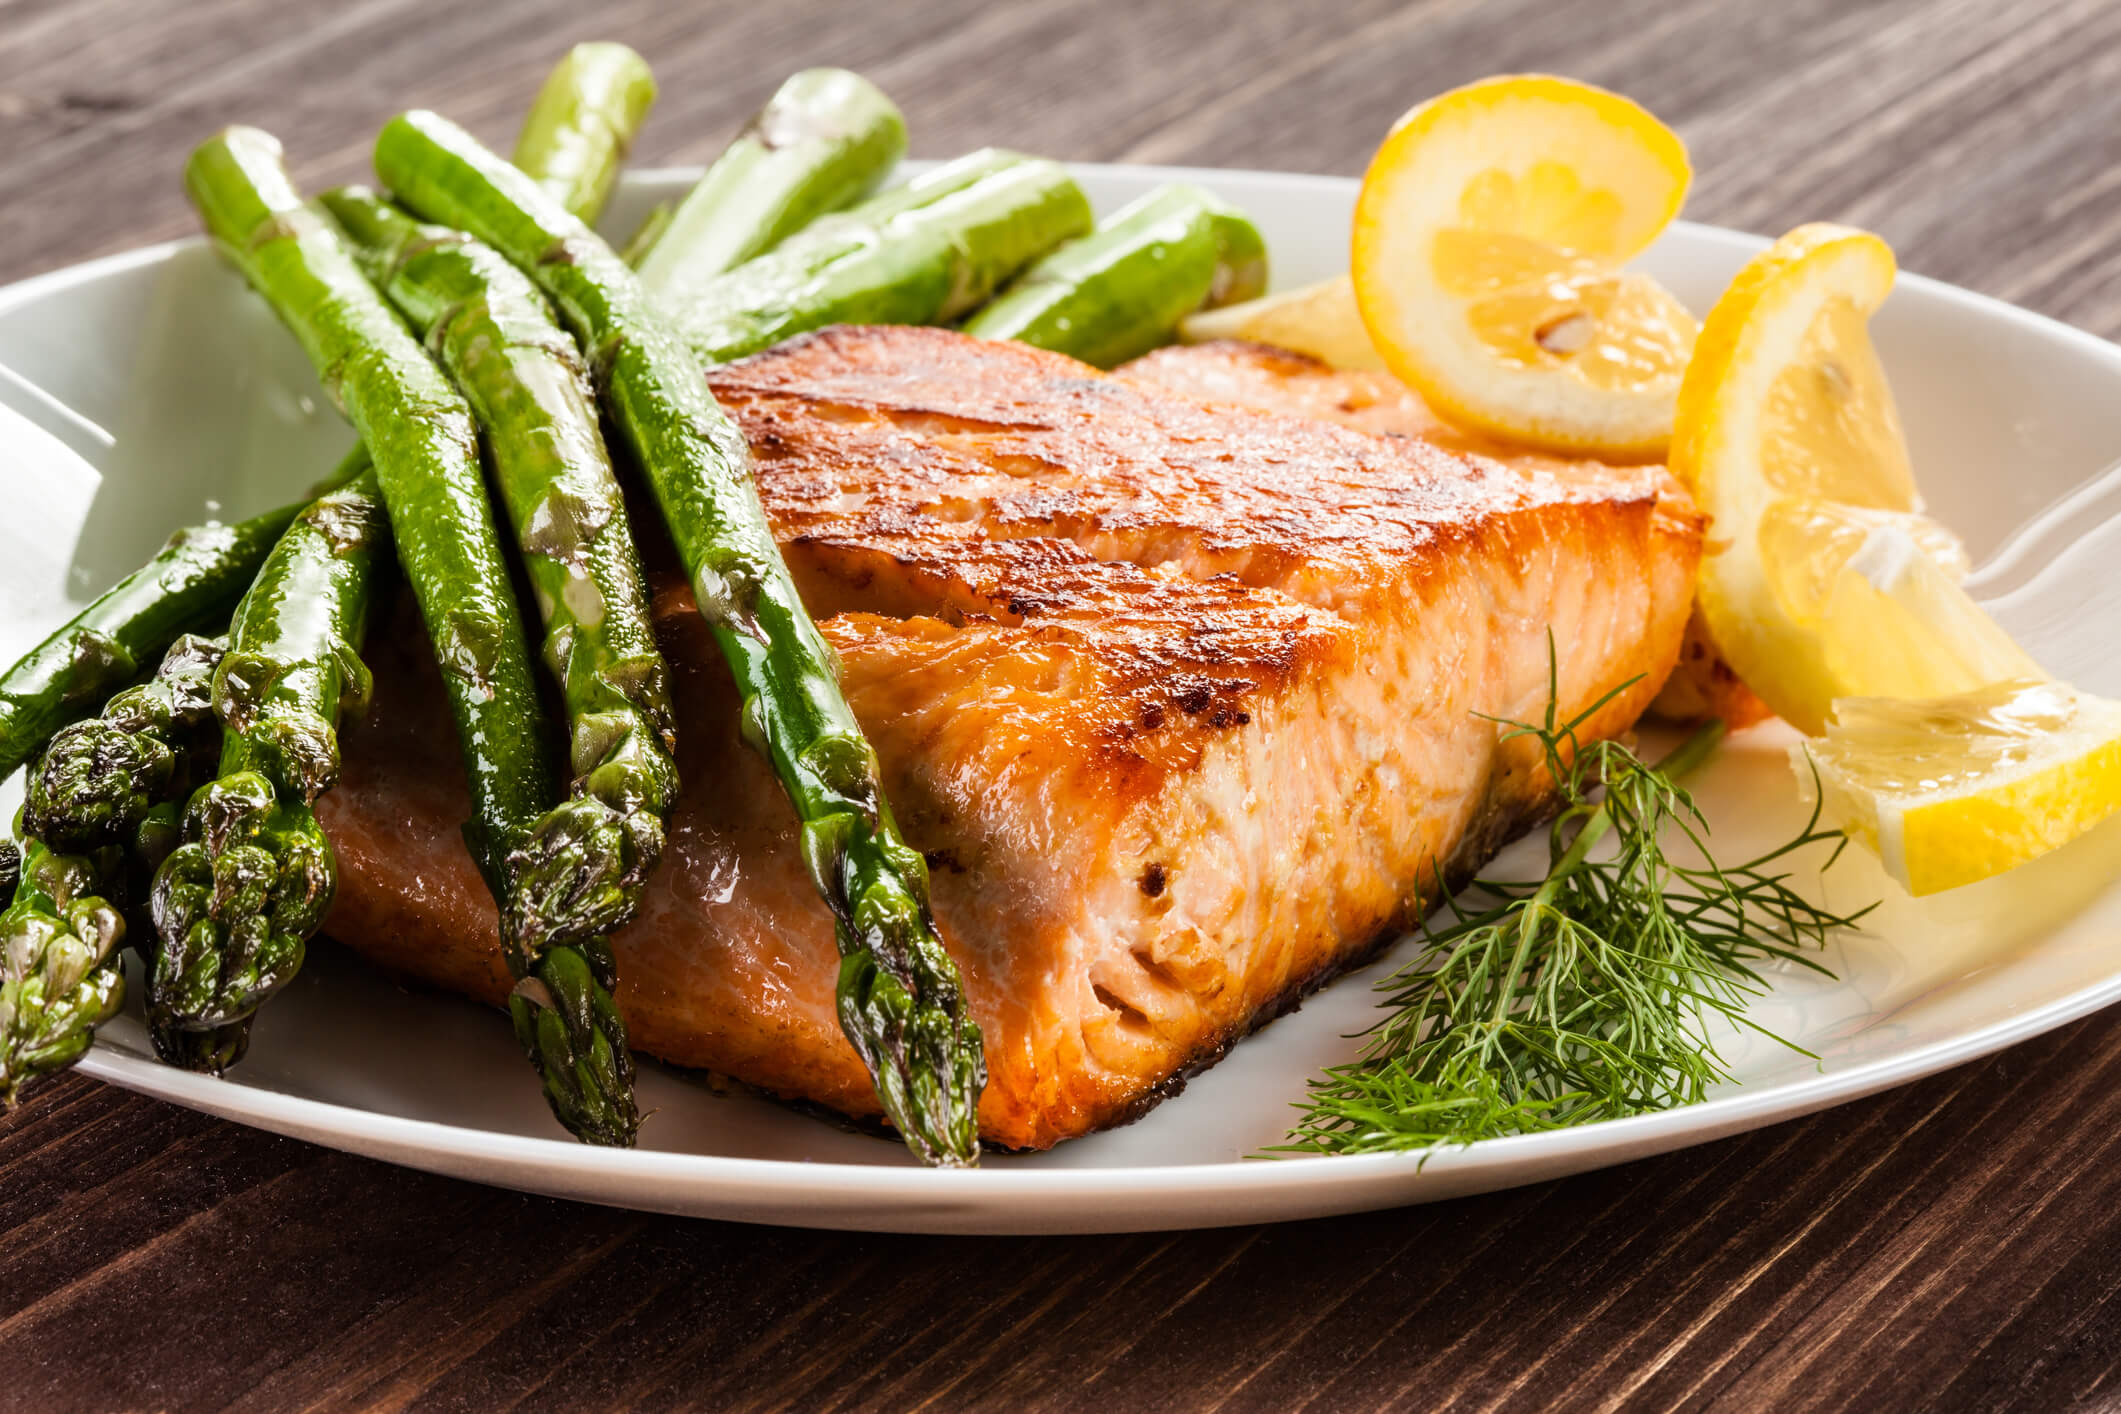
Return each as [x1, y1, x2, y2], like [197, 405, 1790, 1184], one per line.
[322, 184, 678, 969]
[377, 109, 988, 1167]
[149, 471, 386, 1052]
[24, 632, 227, 855]
[668, 146, 1092, 365]
[511, 42, 658, 226]
[72, 686, 254, 1072]
[0, 44, 653, 1103]
[0, 505, 303, 785]
[1278, 662, 1868, 1156]
[136, 856, 250, 1074]
[964, 183, 1267, 368]
[634, 68, 905, 298]
[0, 629, 236, 1099]
[0, 832, 124, 1105]
[184, 127, 634, 1146]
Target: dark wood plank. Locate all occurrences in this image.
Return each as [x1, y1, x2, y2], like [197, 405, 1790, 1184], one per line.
[6, 1, 2121, 1409]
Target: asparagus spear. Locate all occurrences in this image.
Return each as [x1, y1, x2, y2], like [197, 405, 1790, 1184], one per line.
[963, 183, 1268, 368]
[129, 798, 250, 1072]
[149, 472, 386, 1048]
[25, 632, 227, 855]
[321, 185, 678, 967]
[0, 831, 124, 1104]
[634, 68, 904, 298]
[30, 636, 255, 1070]
[5, 632, 253, 1083]
[664, 146, 1092, 365]
[511, 42, 657, 227]
[378, 110, 988, 1166]
[185, 128, 636, 1145]
[0, 38, 636, 785]
[9, 49, 654, 1091]
[0, 763, 220, 1098]
[0, 506, 303, 785]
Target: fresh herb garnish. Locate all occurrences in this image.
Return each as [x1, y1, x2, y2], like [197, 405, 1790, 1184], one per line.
[1279, 665, 1872, 1157]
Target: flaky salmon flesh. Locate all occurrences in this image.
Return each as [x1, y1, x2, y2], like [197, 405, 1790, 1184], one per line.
[318, 327, 1703, 1151]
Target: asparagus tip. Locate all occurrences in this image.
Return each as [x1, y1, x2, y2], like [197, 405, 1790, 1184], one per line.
[148, 773, 331, 1030]
[501, 797, 660, 969]
[23, 633, 227, 854]
[509, 941, 639, 1147]
[836, 950, 985, 1168]
[149, 1012, 253, 1074]
[26, 718, 175, 853]
[0, 886, 127, 1105]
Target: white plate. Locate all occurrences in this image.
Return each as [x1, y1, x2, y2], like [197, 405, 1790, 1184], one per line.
[4, 163, 2120, 1235]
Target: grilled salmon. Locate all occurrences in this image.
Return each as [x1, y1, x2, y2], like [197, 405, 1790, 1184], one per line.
[318, 327, 1702, 1151]
[1125, 340, 1770, 729]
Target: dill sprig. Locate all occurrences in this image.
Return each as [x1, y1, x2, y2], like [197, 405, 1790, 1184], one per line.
[1278, 664, 1871, 1157]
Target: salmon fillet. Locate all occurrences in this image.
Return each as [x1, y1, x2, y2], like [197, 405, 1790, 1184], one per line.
[1123, 340, 1771, 729]
[318, 327, 1703, 1151]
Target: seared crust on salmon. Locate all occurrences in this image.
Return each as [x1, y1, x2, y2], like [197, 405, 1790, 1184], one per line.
[319, 327, 1702, 1150]
[1125, 340, 1767, 728]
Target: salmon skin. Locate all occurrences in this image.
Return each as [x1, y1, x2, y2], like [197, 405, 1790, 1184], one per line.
[1124, 340, 1767, 728]
[319, 327, 1702, 1151]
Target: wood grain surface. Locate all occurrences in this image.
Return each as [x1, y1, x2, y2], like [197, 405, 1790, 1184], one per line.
[6, 0, 2121, 1409]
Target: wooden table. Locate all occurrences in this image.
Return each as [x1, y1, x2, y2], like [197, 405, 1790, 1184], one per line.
[7, 0, 2121, 1407]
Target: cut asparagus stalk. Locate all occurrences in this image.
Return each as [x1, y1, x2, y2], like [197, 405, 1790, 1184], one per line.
[634, 68, 904, 298]
[511, 42, 658, 227]
[667, 146, 1092, 365]
[185, 128, 636, 1146]
[322, 184, 678, 969]
[149, 471, 385, 1051]
[963, 183, 1268, 368]
[0, 831, 124, 1104]
[378, 110, 989, 1167]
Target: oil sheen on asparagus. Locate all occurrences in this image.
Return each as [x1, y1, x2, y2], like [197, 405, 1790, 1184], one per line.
[322, 184, 679, 979]
[633, 67, 905, 297]
[184, 127, 637, 1145]
[669, 146, 1092, 365]
[148, 473, 386, 1053]
[965, 182, 1268, 367]
[376, 108, 996, 1166]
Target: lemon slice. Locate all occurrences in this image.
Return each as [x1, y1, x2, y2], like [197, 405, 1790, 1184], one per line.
[1801, 681, 2121, 896]
[1673, 222, 2030, 735]
[1350, 75, 1696, 460]
[1178, 275, 1386, 370]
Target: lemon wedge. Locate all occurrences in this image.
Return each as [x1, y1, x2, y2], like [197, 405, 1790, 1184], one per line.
[1803, 682, 2121, 896]
[1680, 220, 2121, 891]
[1350, 75, 1696, 460]
[1178, 275, 1386, 370]
[1672, 222, 2030, 735]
